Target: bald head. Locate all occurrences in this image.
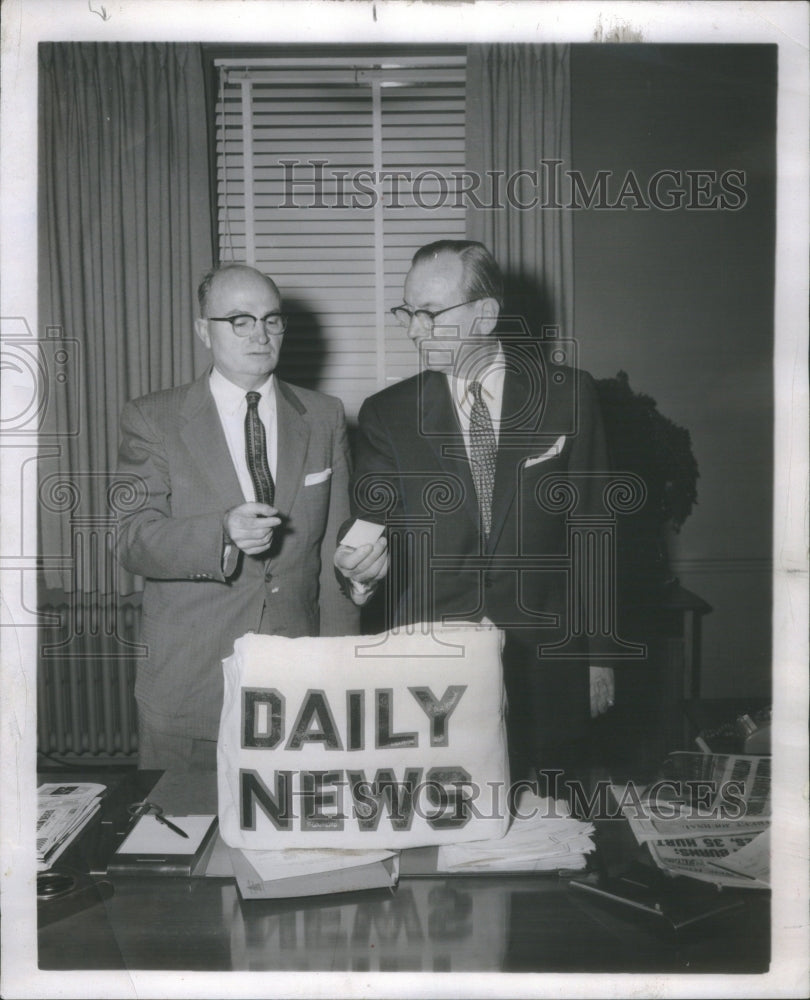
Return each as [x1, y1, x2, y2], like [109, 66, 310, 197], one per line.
[198, 264, 281, 317]
[194, 264, 286, 390]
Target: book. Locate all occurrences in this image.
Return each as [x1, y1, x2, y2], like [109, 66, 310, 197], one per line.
[107, 814, 218, 877]
[229, 847, 400, 899]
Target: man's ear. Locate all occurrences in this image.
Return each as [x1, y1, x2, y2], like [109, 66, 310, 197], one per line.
[194, 317, 211, 349]
[477, 297, 500, 337]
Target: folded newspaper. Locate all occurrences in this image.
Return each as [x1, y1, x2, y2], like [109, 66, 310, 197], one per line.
[437, 792, 596, 872]
[37, 782, 106, 872]
[610, 753, 770, 889]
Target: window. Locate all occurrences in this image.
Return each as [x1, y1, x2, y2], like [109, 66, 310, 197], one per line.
[215, 51, 466, 418]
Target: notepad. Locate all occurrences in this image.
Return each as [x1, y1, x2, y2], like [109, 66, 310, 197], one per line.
[108, 814, 218, 877]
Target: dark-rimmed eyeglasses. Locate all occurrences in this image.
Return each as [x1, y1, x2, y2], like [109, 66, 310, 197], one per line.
[207, 312, 288, 336]
[390, 299, 482, 330]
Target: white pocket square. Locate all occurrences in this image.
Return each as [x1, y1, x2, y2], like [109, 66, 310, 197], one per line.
[523, 436, 567, 469]
[304, 468, 332, 486]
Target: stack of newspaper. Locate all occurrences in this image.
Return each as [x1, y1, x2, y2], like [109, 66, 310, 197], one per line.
[37, 782, 106, 872]
[437, 792, 596, 873]
[226, 792, 595, 894]
[611, 753, 770, 889]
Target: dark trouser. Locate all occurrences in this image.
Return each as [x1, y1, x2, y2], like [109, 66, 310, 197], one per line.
[502, 630, 590, 780]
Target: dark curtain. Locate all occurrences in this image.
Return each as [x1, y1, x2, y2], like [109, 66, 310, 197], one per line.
[38, 43, 214, 594]
[465, 44, 573, 336]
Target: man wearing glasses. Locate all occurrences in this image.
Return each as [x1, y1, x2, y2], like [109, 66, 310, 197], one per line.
[117, 263, 358, 769]
[335, 240, 614, 781]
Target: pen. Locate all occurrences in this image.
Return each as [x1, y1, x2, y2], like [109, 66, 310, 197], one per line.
[154, 813, 189, 839]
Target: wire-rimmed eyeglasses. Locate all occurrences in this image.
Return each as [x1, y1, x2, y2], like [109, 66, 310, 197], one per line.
[207, 312, 288, 336]
[390, 299, 482, 330]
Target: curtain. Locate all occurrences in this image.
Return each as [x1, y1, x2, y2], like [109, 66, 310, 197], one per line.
[38, 43, 213, 595]
[465, 44, 573, 337]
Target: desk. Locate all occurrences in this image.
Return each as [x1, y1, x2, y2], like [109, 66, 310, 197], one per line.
[37, 769, 770, 974]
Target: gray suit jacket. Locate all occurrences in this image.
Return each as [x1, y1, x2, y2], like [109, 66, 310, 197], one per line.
[117, 370, 359, 739]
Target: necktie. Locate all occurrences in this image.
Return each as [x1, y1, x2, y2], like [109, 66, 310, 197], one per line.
[468, 380, 497, 536]
[245, 391, 275, 505]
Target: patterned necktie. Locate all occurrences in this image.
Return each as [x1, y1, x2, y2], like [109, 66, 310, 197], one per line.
[468, 380, 497, 536]
[245, 391, 275, 505]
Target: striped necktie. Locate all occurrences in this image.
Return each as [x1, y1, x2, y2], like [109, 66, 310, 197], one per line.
[245, 390, 275, 505]
[468, 380, 497, 536]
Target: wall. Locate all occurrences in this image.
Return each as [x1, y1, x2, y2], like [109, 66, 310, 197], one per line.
[571, 45, 776, 697]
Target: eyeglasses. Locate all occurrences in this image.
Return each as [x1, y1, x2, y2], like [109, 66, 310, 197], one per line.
[207, 312, 288, 336]
[390, 299, 483, 330]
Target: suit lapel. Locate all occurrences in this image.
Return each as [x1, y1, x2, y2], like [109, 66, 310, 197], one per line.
[273, 379, 309, 516]
[179, 372, 245, 510]
[487, 353, 547, 553]
[419, 372, 480, 529]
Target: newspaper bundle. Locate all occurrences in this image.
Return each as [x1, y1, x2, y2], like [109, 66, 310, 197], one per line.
[611, 753, 770, 889]
[37, 782, 106, 872]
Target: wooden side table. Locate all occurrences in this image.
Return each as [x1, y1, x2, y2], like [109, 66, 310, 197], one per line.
[609, 582, 713, 763]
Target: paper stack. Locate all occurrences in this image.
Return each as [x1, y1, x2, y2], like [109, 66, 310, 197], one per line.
[230, 847, 400, 899]
[37, 782, 106, 871]
[437, 792, 596, 873]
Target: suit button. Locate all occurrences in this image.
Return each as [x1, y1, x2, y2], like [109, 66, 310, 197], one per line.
[265, 567, 273, 581]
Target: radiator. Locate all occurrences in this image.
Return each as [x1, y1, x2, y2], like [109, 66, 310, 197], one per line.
[37, 595, 143, 761]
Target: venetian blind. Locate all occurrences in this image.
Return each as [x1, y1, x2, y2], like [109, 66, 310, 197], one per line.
[215, 56, 466, 420]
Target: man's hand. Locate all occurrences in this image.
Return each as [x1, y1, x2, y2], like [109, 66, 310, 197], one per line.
[589, 665, 615, 717]
[224, 502, 281, 555]
[334, 538, 389, 604]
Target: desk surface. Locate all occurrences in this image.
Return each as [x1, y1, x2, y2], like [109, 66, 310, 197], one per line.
[37, 769, 770, 975]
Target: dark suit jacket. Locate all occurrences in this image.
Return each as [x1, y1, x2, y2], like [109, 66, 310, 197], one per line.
[117, 370, 359, 740]
[351, 344, 608, 754]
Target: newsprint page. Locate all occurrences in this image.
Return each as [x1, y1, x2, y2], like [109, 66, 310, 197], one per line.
[1, 2, 808, 999]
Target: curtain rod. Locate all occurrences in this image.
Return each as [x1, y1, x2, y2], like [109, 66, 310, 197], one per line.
[215, 56, 466, 69]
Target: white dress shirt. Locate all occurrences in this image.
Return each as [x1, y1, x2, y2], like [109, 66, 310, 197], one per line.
[209, 368, 278, 503]
[446, 344, 506, 457]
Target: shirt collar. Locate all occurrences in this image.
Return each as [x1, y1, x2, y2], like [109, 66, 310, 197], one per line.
[447, 343, 506, 407]
[209, 368, 275, 415]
